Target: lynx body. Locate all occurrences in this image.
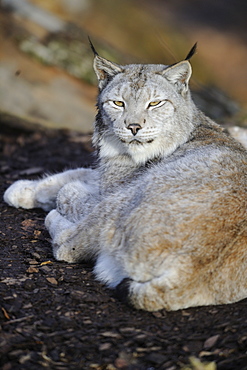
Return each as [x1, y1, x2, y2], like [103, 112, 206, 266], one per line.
[4, 48, 247, 311]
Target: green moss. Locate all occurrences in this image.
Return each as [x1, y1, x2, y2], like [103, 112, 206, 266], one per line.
[19, 38, 96, 84]
[18, 34, 125, 85]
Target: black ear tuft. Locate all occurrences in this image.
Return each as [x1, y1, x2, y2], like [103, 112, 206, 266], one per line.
[88, 36, 99, 56]
[185, 42, 197, 61]
[114, 278, 132, 306]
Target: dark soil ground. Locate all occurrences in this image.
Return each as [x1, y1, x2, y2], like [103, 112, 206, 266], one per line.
[1, 118, 247, 370]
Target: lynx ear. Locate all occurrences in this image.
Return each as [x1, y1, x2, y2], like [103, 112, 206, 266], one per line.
[93, 55, 123, 90]
[88, 37, 123, 89]
[163, 61, 192, 97]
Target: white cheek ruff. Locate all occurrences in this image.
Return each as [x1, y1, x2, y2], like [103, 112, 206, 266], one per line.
[98, 129, 180, 165]
[112, 125, 179, 165]
[126, 138, 178, 165]
[99, 135, 127, 158]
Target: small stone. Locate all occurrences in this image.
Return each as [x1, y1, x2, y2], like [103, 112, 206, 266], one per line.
[152, 311, 163, 318]
[28, 259, 39, 265]
[146, 352, 167, 364]
[99, 342, 112, 351]
[31, 252, 41, 260]
[40, 266, 51, 273]
[26, 266, 39, 273]
[101, 331, 121, 339]
[83, 319, 92, 324]
[119, 327, 137, 334]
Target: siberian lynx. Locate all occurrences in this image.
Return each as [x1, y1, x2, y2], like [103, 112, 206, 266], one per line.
[4, 44, 247, 311]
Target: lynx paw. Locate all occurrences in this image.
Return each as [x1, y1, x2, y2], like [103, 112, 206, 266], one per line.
[45, 210, 77, 263]
[4, 180, 38, 209]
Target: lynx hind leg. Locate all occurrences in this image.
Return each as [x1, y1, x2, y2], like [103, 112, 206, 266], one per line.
[115, 267, 215, 312]
[94, 252, 204, 311]
[94, 257, 175, 311]
[56, 180, 99, 222]
[115, 277, 177, 311]
[115, 279, 188, 312]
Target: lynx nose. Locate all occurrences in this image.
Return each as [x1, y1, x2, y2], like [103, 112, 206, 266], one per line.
[127, 123, 142, 136]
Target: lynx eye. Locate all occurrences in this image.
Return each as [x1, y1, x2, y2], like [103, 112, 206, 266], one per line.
[113, 101, 125, 107]
[148, 101, 162, 108]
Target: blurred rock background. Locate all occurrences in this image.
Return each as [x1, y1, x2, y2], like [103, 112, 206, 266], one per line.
[0, 0, 246, 133]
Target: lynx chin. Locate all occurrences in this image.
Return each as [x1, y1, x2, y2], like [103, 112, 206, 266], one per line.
[4, 43, 247, 311]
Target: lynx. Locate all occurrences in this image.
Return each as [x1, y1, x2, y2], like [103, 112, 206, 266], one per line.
[4, 44, 247, 311]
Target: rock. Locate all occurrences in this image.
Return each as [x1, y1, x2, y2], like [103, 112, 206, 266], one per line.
[2, 0, 65, 32]
[227, 126, 247, 149]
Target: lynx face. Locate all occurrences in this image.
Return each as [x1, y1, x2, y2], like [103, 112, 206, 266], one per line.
[94, 60, 196, 165]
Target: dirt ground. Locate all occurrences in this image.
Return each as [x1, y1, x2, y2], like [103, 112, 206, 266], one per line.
[1, 118, 247, 370]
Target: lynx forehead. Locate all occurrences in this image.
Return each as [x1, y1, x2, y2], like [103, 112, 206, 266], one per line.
[4, 43, 247, 312]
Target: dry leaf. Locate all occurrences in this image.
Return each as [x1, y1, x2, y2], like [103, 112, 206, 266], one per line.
[46, 277, 58, 285]
[40, 261, 53, 266]
[34, 230, 41, 237]
[204, 335, 220, 349]
[182, 356, 217, 370]
[2, 307, 10, 320]
[21, 219, 36, 231]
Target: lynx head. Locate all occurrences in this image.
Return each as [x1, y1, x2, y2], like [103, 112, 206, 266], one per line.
[92, 44, 197, 165]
